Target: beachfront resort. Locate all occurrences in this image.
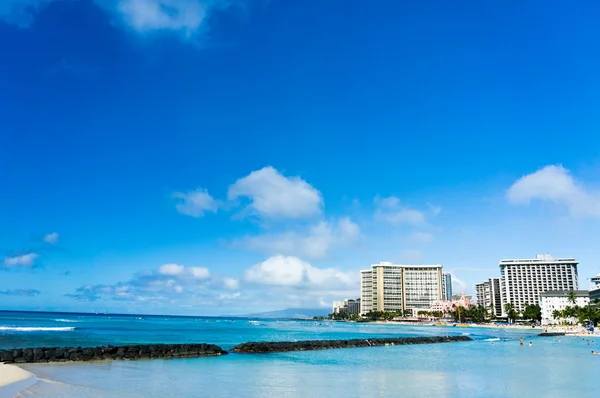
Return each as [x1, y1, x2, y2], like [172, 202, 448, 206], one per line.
[332, 254, 600, 332]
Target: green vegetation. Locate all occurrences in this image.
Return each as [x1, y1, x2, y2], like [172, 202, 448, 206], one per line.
[522, 303, 542, 323]
[447, 305, 487, 323]
[328, 311, 360, 321]
[551, 301, 600, 326]
[504, 303, 518, 323]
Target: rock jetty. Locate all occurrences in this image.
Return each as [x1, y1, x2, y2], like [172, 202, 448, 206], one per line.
[0, 344, 227, 364]
[538, 332, 565, 337]
[232, 336, 472, 353]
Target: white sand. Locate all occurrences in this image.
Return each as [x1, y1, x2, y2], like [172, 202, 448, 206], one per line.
[0, 363, 36, 397]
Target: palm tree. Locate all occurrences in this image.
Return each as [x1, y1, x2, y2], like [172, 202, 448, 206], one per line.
[505, 303, 517, 324]
[488, 303, 496, 320]
[568, 291, 577, 306]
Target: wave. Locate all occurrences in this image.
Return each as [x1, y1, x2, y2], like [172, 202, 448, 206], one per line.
[483, 337, 500, 342]
[0, 326, 76, 332]
[54, 319, 80, 323]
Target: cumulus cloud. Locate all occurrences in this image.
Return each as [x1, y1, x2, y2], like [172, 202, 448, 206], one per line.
[43, 232, 59, 244]
[507, 164, 600, 218]
[67, 263, 210, 302]
[223, 277, 239, 290]
[3, 253, 38, 268]
[233, 217, 360, 259]
[374, 196, 426, 225]
[244, 255, 355, 288]
[218, 292, 240, 300]
[174, 189, 220, 217]
[0, 289, 41, 296]
[0, 0, 235, 37]
[228, 166, 323, 219]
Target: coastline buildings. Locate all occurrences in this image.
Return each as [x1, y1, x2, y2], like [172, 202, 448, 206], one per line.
[332, 299, 360, 315]
[540, 290, 589, 325]
[430, 293, 473, 314]
[590, 273, 600, 302]
[360, 262, 442, 314]
[499, 254, 578, 313]
[441, 273, 453, 301]
[475, 278, 504, 317]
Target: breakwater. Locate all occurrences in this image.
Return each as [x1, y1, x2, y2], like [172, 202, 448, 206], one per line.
[538, 332, 565, 337]
[0, 344, 227, 364]
[0, 336, 473, 363]
[232, 336, 473, 353]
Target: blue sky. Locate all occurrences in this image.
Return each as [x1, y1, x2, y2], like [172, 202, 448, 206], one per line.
[1, 0, 600, 315]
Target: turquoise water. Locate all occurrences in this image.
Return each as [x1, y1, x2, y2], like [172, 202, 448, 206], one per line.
[2, 311, 599, 397]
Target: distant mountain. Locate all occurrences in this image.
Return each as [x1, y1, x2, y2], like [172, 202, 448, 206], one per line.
[239, 307, 330, 319]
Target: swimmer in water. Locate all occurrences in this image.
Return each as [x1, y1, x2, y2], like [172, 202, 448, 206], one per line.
[592, 351, 600, 355]
[520, 337, 524, 346]
[529, 342, 533, 347]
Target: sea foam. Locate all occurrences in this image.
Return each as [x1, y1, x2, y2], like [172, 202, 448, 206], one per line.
[0, 326, 76, 332]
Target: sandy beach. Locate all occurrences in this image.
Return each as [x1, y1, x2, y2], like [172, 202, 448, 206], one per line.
[0, 363, 36, 397]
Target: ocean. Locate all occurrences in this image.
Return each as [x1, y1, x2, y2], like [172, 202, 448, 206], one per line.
[1, 311, 598, 397]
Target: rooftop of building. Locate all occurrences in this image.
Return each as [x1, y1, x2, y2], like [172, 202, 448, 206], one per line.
[539, 290, 589, 297]
[499, 254, 578, 265]
[369, 262, 442, 268]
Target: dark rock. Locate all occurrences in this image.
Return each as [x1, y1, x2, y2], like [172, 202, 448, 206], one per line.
[232, 336, 472, 353]
[0, 350, 14, 362]
[33, 348, 44, 361]
[23, 348, 34, 362]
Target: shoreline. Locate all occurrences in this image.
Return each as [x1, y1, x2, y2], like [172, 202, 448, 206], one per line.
[0, 363, 37, 397]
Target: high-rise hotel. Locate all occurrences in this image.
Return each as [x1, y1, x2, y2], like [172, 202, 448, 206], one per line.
[360, 262, 443, 314]
[499, 254, 578, 313]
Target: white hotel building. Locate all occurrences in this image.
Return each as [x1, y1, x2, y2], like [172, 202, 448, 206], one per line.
[360, 262, 443, 314]
[540, 290, 589, 325]
[500, 254, 579, 314]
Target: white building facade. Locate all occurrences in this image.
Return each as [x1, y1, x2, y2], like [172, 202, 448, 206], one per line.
[332, 298, 361, 315]
[475, 277, 504, 317]
[500, 254, 579, 313]
[360, 262, 443, 314]
[540, 290, 589, 325]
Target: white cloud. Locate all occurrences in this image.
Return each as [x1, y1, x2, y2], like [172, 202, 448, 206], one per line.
[67, 262, 211, 302]
[223, 277, 239, 290]
[43, 232, 59, 244]
[507, 164, 600, 218]
[410, 232, 434, 243]
[4, 253, 39, 267]
[117, 0, 207, 35]
[228, 166, 323, 219]
[218, 292, 240, 300]
[174, 188, 220, 217]
[0, 1, 234, 36]
[234, 217, 360, 259]
[158, 263, 185, 275]
[189, 266, 210, 279]
[374, 196, 426, 225]
[244, 255, 354, 288]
